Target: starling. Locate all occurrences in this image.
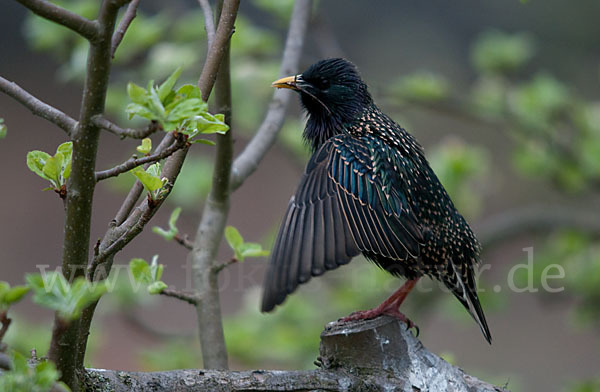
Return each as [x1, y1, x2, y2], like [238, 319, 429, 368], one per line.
[261, 58, 491, 343]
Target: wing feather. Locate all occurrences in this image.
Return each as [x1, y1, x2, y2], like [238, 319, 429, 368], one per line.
[261, 134, 424, 312]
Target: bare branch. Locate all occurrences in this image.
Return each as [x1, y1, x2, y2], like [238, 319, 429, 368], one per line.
[198, 0, 216, 50]
[197, 0, 241, 102]
[95, 135, 186, 181]
[230, 0, 312, 190]
[84, 317, 506, 392]
[0, 76, 77, 135]
[92, 115, 159, 139]
[190, 0, 240, 370]
[111, 0, 141, 58]
[174, 234, 194, 250]
[15, 0, 99, 41]
[160, 288, 201, 306]
[50, 0, 129, 382]
[212, 258, 237, 274]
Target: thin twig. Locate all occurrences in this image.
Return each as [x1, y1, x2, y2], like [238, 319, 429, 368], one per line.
[15, 0, 99, 41]
[196, 0, 241, 102]
[212, 258, 237, 274]
[160, 288, 201, 306]
[198, 0, 216, 50]
[230, 0, 312, 190]
[0, 76, 77, 135]
[174, 234, 194, 250]
[91, 200, 158, 279]
[111, 0, 141, 58]
[112, 133, 176, 225]
[92, 115, 160, 139]
[95, 135, 186, 181]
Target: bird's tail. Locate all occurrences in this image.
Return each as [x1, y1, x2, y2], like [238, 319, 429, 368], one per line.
[447, 266, 492, 344]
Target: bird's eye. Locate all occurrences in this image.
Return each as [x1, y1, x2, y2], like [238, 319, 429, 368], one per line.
[312, 77, 330, 90]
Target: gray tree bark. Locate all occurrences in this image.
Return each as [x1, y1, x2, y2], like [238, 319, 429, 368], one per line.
[84, 316, 508, 392]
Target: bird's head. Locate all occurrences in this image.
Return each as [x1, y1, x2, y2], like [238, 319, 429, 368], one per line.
[272, 58, 373, 150]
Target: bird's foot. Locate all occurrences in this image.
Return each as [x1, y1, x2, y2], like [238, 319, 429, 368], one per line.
[339, 307, 419, 336]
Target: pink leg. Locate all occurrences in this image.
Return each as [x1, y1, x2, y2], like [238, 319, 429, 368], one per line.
[340, 278, 420, 331]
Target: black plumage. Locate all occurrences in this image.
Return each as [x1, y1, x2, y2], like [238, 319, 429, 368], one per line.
[262, 58, 491, 343]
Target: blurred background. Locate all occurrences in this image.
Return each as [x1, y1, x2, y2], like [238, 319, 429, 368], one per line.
[2, 0, 600, 391]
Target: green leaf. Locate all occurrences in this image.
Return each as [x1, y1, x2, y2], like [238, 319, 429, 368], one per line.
[152, 226, 172, 240]
[127, 82, 149, 105]
[147, 281, 167, 295]
[239, 243, 270, 259]
[26, 150, 52, 180]
[137, 138, 152, 154]
[168, 207, 182, 231]
[196, 113, 229, 134]
[126, 102, 157, 121]
[57, 141, 73, 181]
[0, 351, 67, 392]
[390, 72, 449, 103]
[129, 258, 153, 284]
[190, 138, 216, 145]
[0, 118, 6, 139]
[4, 285, 30, 305]
[176, 84, 202, 99]
[0, 282, 8, 297]
[148, 86, 166, 119]
[42, 153, 63, 187]
[150, 255, 164, 281]
[33, 360, 61, 390]
[225, 226, 244, 252]
[146, 161, 161, 177]
[471, 30, 534, 74]
[166, 98, 207, 123]
[26, 273, 106, 321]
[12, 351, 29, 373]
[0, 282, 29, 312]
[509, 73, 569, 130]
[158, 66, 182, 103]
[131, 164, 164, 193]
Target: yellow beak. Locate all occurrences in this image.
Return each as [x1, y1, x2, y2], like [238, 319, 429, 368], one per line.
[272, 75, 300, 90]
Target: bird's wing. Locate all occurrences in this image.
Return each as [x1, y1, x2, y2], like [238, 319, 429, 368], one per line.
[261, 135, 423, 312]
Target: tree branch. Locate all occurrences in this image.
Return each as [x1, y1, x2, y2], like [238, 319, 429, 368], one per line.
[196, 0, 240, 102]
[77, 0, 240, 376]
[111, 0, 141, 58]
[174, 234, 194, 250]
[95, 135, 186, 181]
[83, 317, 507, 392]
[160, 288, 201, 306]
[112, 133, 175, 225]
[49, 0, 128, 387]
[14, 0, 99, 41]
[0, 76, 77, 135]
[92, 115, 160, 139]
[230, 0, 312, 190]
[198, 0, 216, 50]
[191, 0, 235, 370]
[212, 258, 237, 274]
